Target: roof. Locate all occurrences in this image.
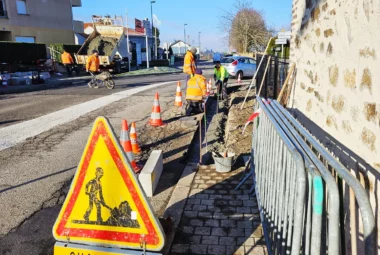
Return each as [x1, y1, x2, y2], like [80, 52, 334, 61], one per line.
[170, 40, 191, 48]
[124, 28, 145, 37]
[75, 33, 89, 38]
[83, 23, 93, 30]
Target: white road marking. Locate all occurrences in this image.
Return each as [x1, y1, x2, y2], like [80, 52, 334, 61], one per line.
[0, 81, 173, 151]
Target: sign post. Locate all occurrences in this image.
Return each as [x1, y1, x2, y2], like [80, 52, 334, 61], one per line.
[143, 19, 152, 69]
[145, 33, 150, 69]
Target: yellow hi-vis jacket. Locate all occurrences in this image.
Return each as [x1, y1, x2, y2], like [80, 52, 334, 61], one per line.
[214, 65, 229, 81]
[186, 74, 207, 101]
[183, 51, 196, 75]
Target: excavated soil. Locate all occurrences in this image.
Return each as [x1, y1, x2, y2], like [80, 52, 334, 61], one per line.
[81, 36, 118, 56]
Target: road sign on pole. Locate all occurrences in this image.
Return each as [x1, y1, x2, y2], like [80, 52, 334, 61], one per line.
[275, 39, 288, 45]
[53, 117, 165, 252]
[143, 19, 152, 37]
[278, 31, 292, 39]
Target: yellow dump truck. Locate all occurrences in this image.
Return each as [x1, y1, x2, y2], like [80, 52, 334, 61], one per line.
[75, 16, 129, 73]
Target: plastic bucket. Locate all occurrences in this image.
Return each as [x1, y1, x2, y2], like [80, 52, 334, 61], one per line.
[212, 152, 236, 173]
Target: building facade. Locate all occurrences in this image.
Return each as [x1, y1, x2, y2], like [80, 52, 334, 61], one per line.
[0, 0, 81, 44]
[290, 0, 380, 253]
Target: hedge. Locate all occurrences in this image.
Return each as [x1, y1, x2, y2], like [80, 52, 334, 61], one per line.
[0, 41, 47, 63]
[50, 43, 81, 63]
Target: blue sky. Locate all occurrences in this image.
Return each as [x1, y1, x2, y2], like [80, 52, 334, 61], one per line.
[73, 0, 292, 52]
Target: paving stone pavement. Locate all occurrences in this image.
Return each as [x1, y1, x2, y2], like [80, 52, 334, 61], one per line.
[170, 165, 267, 255]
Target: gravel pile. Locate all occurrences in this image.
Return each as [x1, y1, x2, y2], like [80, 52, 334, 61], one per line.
[81, 36, 118, 56]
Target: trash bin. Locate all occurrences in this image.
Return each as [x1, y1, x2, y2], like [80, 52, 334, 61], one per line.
[212, 152, 236, 173]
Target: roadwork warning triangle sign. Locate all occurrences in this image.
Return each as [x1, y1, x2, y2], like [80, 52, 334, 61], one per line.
[53, 117, 165, 251]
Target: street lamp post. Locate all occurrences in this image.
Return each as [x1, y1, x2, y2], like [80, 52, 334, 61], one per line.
[150, 1, 156, 59]
[184, 23, 187, 54]
[198, 31, 201, 54]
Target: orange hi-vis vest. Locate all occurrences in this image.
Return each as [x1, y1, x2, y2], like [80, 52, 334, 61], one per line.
[61, 52, 74, 64]
[86, 54, 100, 72]
[186, 74, 207, 101]
[183, 51, 196, 75]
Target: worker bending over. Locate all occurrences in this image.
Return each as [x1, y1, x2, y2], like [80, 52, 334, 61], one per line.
[186, 69, 207, 116]
[214, 61, 229, 99]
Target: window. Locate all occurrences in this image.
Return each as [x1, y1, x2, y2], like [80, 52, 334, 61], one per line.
[0, 0, 7, 17]
[16, 0, 27, 15]
[248, 59, 256, 65]
[15, 36, 35, 43]
[223, 58, 235, 64]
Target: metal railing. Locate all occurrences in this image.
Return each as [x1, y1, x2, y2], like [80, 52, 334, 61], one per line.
[253, 98, 306, 254]
[270, 99, 376, 254]
[251, 97, 376, 254]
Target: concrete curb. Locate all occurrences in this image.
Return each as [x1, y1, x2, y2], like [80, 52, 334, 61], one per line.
[0, 71, 183, 95]
[115, 70, 182, 79]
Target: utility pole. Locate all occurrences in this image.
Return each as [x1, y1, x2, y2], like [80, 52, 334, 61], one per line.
[150, 1, 157, 59]
[125, 8, 131, 72]
[198, 31, 201, 54]
[184, 23, 187, 54]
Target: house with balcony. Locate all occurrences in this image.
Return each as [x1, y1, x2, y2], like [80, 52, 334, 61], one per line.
[0, 0, 81, 44]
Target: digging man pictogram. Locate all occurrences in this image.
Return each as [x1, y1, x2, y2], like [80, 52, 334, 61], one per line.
[83, 167, 112, 224]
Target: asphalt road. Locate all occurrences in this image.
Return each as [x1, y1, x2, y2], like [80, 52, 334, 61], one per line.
[0, 73, 186, 128]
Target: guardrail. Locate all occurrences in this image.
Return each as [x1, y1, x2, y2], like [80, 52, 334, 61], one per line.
[251, 97, 376, 254]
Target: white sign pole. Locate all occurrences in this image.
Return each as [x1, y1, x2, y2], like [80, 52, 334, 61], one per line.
[282, 44, 284, 59]
[145, 32, 149, 69]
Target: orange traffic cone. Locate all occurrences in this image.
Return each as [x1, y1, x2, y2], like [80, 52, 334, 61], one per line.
[237, 73, 242, 83]
[120, 119, 141, 173]
[174, 81, 183, 107]
[130, 122, 142, 154]
[208, 78, 213, 95]
[149, 92, 165, 127]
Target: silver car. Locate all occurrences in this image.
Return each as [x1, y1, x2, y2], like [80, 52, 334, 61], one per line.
[221, 56, 256, 79]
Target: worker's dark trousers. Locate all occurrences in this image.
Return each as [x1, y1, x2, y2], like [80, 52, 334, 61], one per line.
[186, 100, 204, 116]
[64, 64, 73, 76]
[215, 78, 229, 98]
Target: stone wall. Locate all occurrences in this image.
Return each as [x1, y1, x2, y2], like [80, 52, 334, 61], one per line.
[290, 0, 380, 253]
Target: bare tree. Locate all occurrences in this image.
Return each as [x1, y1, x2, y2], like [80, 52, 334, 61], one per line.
[220, 0, 270, 53]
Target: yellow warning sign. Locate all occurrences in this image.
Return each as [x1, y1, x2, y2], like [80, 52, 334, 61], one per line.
[52, 117, 165, 251]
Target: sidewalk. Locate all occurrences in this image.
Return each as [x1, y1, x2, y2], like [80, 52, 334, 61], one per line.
[0, 75, 90, 95]
[167, 89, 267, 255]
[170, 165, 266, 255]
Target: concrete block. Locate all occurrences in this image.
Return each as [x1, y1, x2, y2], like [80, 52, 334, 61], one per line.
[138, 150, 163, 197]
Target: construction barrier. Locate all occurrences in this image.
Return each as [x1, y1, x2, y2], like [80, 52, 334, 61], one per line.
[244, 98, 376, 254]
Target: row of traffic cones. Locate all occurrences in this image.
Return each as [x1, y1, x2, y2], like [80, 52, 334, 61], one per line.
[172, 74, 241, 108]
[120, 75, 242, 173]
[120, 120, 142, 173]
[119, 92, 166, 173]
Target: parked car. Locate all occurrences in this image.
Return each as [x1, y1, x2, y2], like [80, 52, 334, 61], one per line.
[221, 56, 256, 79]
